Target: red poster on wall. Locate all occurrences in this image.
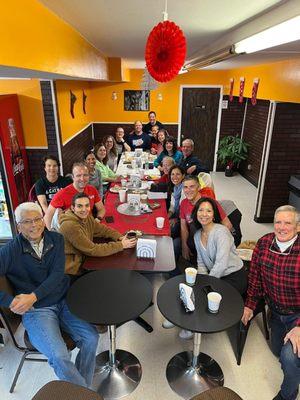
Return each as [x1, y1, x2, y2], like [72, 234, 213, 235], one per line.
[251, 78, 260, 105]
[0, 94, 31, 209]
[239, 77, 245, 103]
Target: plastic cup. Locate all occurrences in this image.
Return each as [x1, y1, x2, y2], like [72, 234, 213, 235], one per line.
[119, 189, 127, 203]
[156, 217, 165, 229]
[185, 267, 197, 286]
[207, 292, 222, 313]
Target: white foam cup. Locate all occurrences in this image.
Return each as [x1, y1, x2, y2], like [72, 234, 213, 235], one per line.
[207, 292, 222, 313]
[119, 189, 127, 203]
[185, 267, 197, 286]
[156, 217, 165, 229]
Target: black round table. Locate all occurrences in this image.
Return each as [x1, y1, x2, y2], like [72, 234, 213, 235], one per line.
[157, 274, 243, 400]
[67, 269, 152, 399]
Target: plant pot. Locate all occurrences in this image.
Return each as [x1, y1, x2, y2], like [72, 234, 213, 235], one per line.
[225, 166, 234, 177]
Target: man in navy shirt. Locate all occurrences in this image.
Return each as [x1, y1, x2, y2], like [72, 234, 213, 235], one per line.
[0, 202, 98, 387]
[126, 120, 151, 151]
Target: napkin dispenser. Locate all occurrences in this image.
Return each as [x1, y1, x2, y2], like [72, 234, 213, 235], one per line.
[179, 283, 195, 312]
[136, 238, 157, 259]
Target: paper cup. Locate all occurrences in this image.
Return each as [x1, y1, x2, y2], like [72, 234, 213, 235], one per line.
[140, 169, 145, 179]
[119, 189, 127, 203]
[156, 217, 165, 229]
[185, 267, 197, 286]
[207, 292, 222, 313]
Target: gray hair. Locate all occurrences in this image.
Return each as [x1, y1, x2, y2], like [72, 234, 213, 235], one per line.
[182, 138, 194, 149]
[15, 202, 43, 224]
[274, 205, 300, 224]
[162, 156, 175, 166]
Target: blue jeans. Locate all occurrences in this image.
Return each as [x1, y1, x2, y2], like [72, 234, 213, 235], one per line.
[269, 311, 300, 400]
[22, 299, 99, 387]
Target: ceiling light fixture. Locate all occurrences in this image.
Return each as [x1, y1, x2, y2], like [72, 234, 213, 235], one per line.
[184, 15, 300, 70]
[234, 15, 300, 54]
[184, 46, 236, 70]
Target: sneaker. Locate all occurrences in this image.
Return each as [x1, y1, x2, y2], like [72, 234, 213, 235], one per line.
[179, 329, 193, 340]
[162, 319, 175, 329]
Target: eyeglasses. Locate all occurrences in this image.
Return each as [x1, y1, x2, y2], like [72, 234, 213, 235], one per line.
[269, 237, 294, 256]
[19, 217, 44, 226]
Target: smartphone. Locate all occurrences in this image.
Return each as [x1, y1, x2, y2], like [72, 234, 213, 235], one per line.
[148, 202, 161, 210]
[105, 216, 114, 223]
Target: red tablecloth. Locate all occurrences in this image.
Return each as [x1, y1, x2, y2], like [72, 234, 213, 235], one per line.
[103, 191, 170, 236]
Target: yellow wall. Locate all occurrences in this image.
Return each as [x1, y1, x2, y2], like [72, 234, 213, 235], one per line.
[0, 0, 107, 80]
[0, 79, 47, 147]
[55, 58, 300, 142]
[224, 58, 300, 103]
[55, 80, 93, 144]
[89, 69, 228, 123]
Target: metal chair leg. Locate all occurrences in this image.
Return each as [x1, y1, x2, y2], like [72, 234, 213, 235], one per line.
[10, 352, 28, 393]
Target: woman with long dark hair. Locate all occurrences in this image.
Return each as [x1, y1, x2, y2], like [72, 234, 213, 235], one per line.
[191, 197, 247, 294]
[154, 136, 183, 170]
[103, 135, 118, 172]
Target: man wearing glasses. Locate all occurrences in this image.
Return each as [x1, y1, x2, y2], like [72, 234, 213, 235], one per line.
[242, 205, 300, 400]
[0, 202, 99, 387]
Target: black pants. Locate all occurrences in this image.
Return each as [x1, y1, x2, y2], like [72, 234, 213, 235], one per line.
[221, 267, 247, 295]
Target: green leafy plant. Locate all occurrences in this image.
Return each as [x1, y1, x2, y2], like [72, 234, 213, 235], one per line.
[217, 135, 249, 169]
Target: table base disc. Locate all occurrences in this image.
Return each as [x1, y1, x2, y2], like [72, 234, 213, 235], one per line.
[166, 351, 224, 399]
[93, 350, 142, 399]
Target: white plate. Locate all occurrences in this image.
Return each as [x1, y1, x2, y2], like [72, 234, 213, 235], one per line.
[117, 203, 141, 216]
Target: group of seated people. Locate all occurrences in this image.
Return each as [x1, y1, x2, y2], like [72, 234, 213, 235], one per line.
[0, 110, 299, 400]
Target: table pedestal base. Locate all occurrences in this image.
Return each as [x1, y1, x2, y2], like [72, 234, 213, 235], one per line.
[93, 349, 142, 399]
[166, 351, 224, 400]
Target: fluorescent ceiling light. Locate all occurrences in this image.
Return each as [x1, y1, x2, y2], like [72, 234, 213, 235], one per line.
[184, 47, 235, 70]
[235, 15, 300, 54]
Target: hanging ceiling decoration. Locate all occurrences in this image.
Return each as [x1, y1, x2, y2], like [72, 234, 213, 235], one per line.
[140, 67, 159, 90]
[145, 2, 186, 83]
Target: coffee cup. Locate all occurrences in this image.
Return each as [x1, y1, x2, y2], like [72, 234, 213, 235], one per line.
[207, 292, 222, 313]
[119, 189, 127, 203]
[156, 217, 164, 229]
[185, 267, 197, 286]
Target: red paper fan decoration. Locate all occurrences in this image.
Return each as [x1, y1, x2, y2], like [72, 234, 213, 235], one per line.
[145, 20, 186, 83]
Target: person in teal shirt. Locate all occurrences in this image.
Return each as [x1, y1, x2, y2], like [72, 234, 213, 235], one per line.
[154, 136, 183, 170]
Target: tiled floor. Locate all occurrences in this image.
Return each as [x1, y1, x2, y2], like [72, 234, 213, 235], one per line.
[0, 173, 294, 400]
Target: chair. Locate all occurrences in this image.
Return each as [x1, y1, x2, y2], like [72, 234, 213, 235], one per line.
[218, 200, 242, 247]
[228, 262, 269, 365]
[189, 387, 243, 400]
[0, 276, 76, 393]
[31, 380, 103, 400]
[28, 184, 38, 202]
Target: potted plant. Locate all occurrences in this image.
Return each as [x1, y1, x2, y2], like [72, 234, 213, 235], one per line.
[217, 135, 249, 177]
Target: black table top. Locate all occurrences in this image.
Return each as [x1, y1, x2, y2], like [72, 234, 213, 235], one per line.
[157, 274, 243, 333]
[66, 270, 153, 326]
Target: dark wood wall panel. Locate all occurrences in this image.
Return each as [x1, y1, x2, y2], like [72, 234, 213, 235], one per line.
[239, 99, 270, 186]
[259, 102, 300, 221]
[93, 123, 178, 145]
[61, 125, 93, 174]
[26, 149, 49, 183]
[220, 95, 245, 140]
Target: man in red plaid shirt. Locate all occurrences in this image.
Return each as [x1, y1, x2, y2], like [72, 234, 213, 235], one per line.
[242, 205, 300, 400]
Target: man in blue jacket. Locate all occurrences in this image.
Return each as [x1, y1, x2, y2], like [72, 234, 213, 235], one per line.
[0, 202, 98, 388]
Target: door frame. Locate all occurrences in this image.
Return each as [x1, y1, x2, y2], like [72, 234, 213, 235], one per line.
[178, 85, 223, 172]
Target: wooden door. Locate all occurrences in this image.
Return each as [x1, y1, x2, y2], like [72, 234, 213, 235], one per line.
[180, 87, 221, 171]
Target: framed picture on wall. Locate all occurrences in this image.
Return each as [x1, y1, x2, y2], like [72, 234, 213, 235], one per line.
[124, 90, 150, 111]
